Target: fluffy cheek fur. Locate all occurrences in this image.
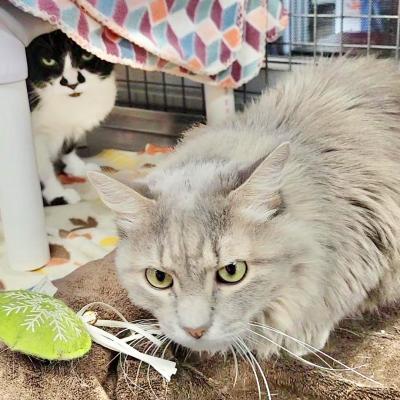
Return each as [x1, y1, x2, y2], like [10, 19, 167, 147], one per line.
[218, 215, 331, 357]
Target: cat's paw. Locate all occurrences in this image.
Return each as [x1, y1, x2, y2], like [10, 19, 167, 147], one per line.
[282, 327, 331, 357]
[43, 187, 81, 205]
[64, 163, 86, 177]
[249, 325, 331, 360]
[61, 188, 81, 204]
[84, 162, 101, 172]
[64, 161, 100, 177]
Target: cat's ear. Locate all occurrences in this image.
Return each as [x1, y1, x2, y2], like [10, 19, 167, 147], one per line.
[229, 142, 290, 222]
[87, 171, 155, 216]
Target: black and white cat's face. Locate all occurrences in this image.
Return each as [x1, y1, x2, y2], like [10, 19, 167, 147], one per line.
[27, 30, 114, 109]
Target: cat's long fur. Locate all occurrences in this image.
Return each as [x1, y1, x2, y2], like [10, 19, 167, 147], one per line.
[90, 57, 400, 358]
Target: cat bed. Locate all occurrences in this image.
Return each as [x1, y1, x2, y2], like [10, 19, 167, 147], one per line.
[1, 252, 400, 400]
[6, 0, 287, 88]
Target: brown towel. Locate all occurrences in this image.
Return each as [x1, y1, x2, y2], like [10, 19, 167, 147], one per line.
[0, 252, 399, 399]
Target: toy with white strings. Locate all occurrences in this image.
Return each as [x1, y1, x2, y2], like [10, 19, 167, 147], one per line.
[0, 290, 176, 381]
[78, 302, 177, 381]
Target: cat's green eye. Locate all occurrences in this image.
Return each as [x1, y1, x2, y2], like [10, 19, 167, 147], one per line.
[145, 268, 173, 289]
[41, 57, 57, 67]
[82, 53, 94, 62]
[217, 261, 247, 284]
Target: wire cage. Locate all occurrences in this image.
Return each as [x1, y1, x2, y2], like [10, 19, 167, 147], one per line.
[114, 0, 400, 116]
[87, 0, 400, 153]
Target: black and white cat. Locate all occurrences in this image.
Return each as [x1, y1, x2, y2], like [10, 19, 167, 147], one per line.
[26, 30, 116, 205]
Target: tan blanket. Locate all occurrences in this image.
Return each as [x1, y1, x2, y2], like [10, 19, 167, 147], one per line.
[1, 252, 400, 400]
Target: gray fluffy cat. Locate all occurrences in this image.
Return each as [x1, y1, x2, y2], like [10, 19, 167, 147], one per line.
[89, 57, 400, 359]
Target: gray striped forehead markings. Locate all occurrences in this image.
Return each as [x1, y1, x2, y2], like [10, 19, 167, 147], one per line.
[182, 215, 207, 275]
[195, 232, 207, 261]
[212, 238, 220, 268]
[158, 236, 165, 269]
[155, 201, 228, 277]
[153, 213, 166, 269]
[159, 211, 217, 273]
[180, 217, 189, 268]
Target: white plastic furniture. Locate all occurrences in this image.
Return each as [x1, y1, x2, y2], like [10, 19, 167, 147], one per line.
[0, 3, 52, 271]
[204, 86, 235, 125]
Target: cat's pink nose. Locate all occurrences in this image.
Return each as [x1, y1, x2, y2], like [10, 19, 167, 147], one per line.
[184, 326, 207, 339]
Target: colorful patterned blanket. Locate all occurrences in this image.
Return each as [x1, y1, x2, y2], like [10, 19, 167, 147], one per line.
[8, 0, 287, 87]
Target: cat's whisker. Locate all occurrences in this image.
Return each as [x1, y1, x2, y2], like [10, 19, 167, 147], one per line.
[242, 331, 270, 353]
[222, 351, 227, 363]
[119, 354, 153, 399]
[119, 355, 133, 395]
[145, 335, 173, 399]
[243, 328, 330, 374]
[238, 338, 272, 400]
[133, 334, 170, 396]
[104, 321, 163, 369]
[233, 338, 270, 400]
[134, 339, 161, 386]
[232, 340, 262, 400]
[120, 355, 131, 386]
[106, 350, 123, 369]
[134, 340, 159, 388]
[247, 323, 382, 386]
[248, 325, 345, 371]
[125, 329, 159, 347]
[158, 339, 174, 398]
[249, 321, 362, 370]
[161, 339, 173, 360]
[183, 348, 193, 363]
[229, 344, 239, 387]
[132, 318, 159, 323]
[146, 343, 164, 400]
[123, 330, 168, 390]
[128, 319, 160, 328]
[131, 322, 162, 337]
[246, 324, 333, 369]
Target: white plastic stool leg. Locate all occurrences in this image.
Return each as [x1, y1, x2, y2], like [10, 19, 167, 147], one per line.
[0, 28, 50, 271]
[204, 85, 235, 125]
